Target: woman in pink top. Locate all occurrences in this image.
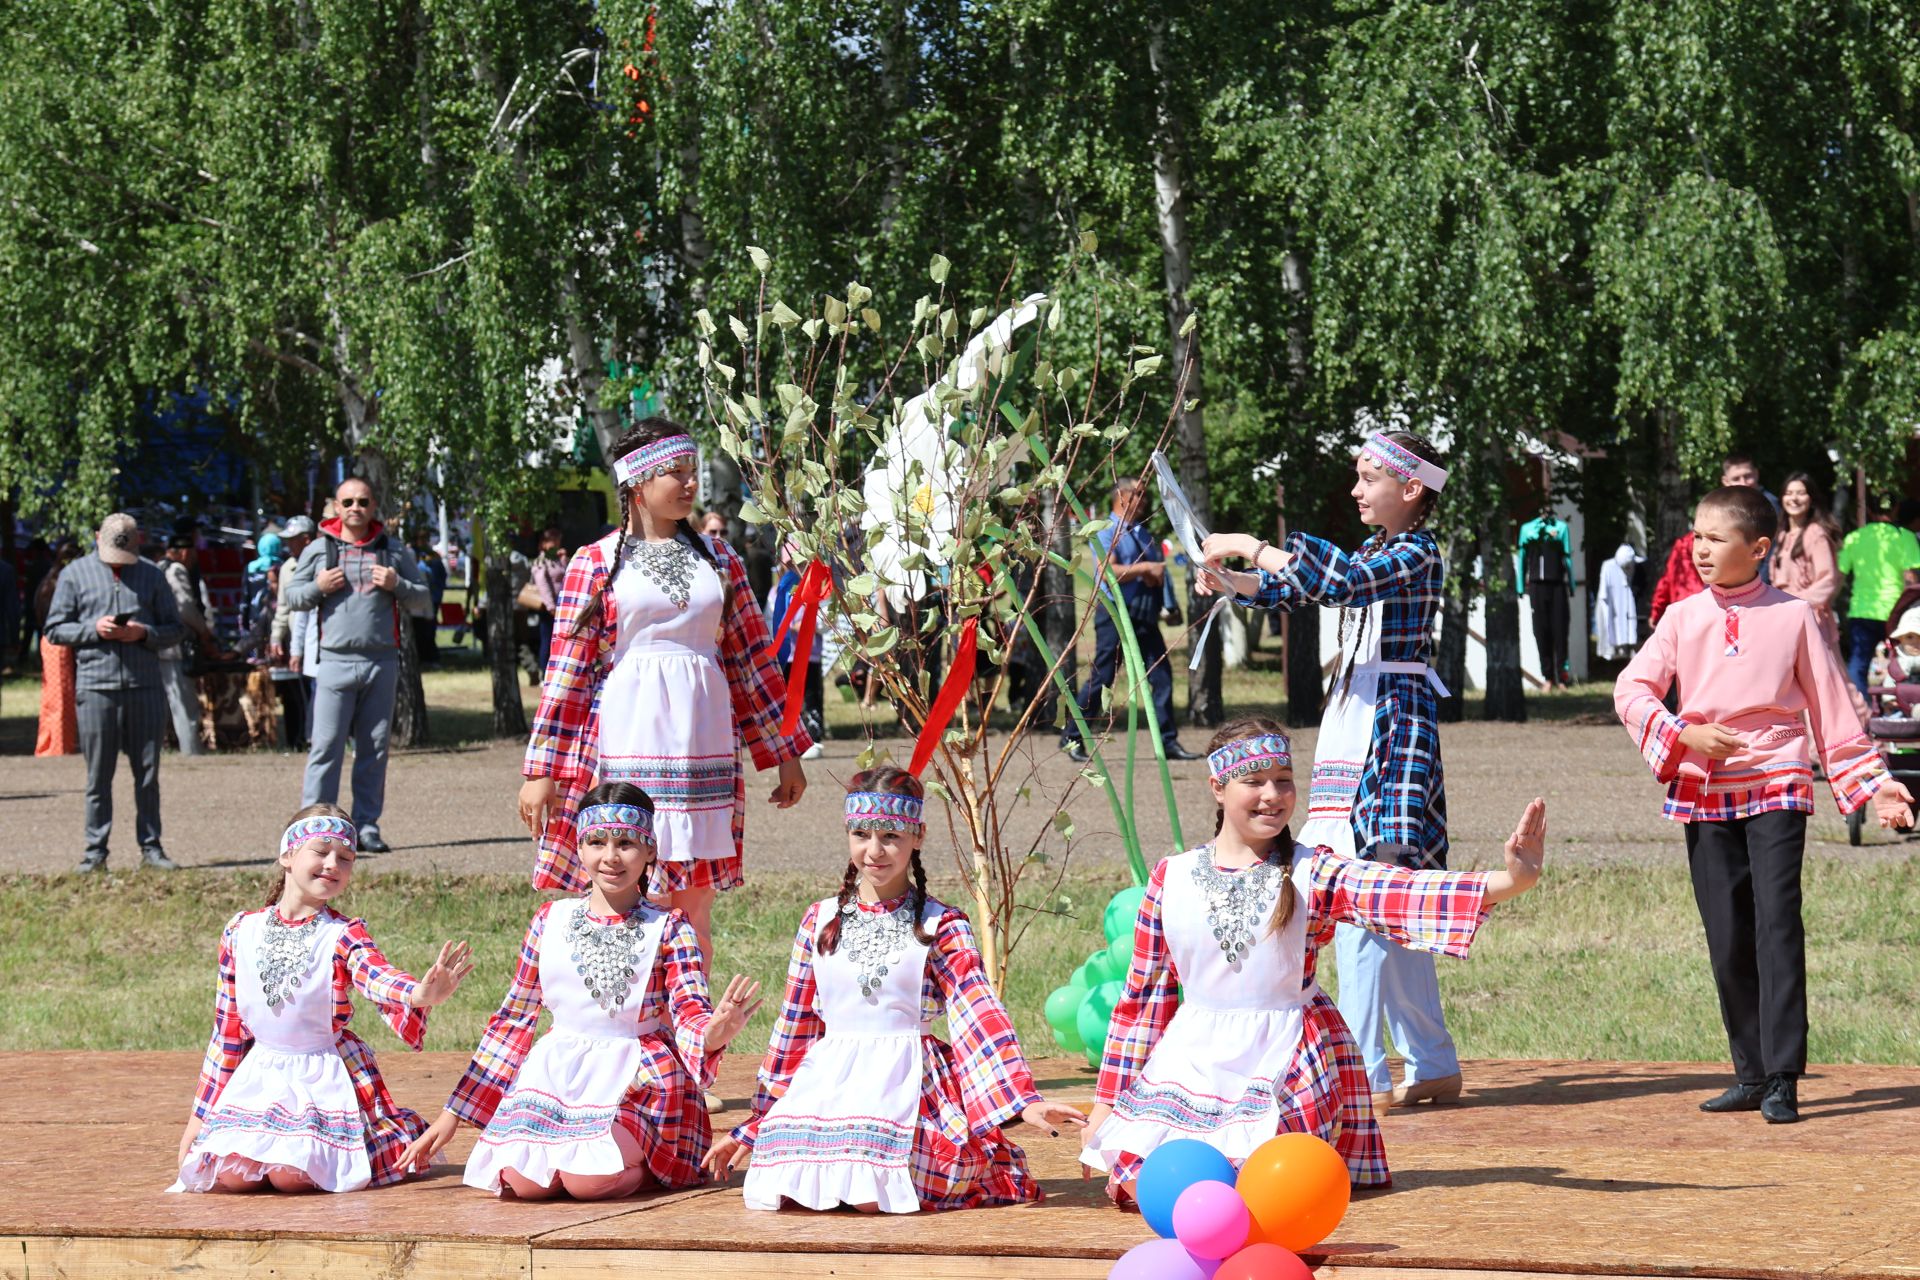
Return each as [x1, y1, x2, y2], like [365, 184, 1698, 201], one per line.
[1773, 473, 1869, 726]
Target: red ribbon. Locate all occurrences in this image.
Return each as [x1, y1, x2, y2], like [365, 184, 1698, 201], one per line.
[910, 615, 979, 777]
[776, 560, 833, 738]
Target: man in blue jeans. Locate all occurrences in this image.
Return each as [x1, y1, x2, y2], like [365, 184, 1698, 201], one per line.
[1062, 479, 1199, 763]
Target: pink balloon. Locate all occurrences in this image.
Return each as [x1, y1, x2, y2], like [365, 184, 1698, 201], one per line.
[1109, 1237, 1221, 1280]
[1172, 1180, 1252, 1260]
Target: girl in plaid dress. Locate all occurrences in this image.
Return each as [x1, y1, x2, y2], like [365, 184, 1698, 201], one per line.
[402, 783, 761, 1199]
[1202, 429, 1465, 1112]
[516, 417, 812, 964]
[1081, 718, 1545, 1200]
[706, 768, 1086, 1213]
[171, 805, 475, 1193]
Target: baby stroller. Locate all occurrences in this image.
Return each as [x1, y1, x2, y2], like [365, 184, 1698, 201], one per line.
[1848, 634, 1920, 846]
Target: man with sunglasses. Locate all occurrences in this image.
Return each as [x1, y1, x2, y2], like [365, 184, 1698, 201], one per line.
[282, 476, 430, 853]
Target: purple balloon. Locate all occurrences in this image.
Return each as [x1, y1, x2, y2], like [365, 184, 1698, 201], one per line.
[1173, 1180, 1252, 1260]
[1109, 1237, 1221, 1280]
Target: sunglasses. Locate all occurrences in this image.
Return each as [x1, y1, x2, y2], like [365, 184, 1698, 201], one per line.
[338, 496, 372, 508]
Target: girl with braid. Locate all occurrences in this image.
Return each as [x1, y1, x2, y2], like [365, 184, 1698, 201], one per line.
[1082, 719, 1546, 1200]
[705, 767, 1085, 1213]
[1199, 431, 1463, 1113]
[516, 417, 811, 964]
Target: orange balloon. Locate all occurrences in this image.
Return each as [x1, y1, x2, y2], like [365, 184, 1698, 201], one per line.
[1235, 1132, 1351, 1252]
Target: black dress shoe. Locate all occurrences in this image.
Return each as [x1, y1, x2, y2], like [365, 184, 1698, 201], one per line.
[140, 847, 179, 871]
[1162, 742, 1201, 762]
[359, 832, 393, 854]
[1761, 1074, 1800, 1124]
[75, 850, 109, 874]
[1064, 741, 1090, 764]
[1699, 1081, 1766, 1113]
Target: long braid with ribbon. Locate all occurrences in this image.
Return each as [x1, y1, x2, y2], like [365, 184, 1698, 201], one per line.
[573, 487, 631, 639]
[907, 850, 933, 944]
[815, 859, 863, 956]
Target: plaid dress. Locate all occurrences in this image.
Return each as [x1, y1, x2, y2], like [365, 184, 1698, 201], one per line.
[734, 897, 1045, 1210]
[1092, 847, 1491, 1196]
[523, 532, 811, 893]
[1242, 531, 1448, 867]
[188, 907, 430, 1189]
[446, 899, 720, 1191]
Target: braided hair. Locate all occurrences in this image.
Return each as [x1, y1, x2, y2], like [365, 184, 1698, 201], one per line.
[571, 416, 724, 639]
[1336, 429, 1445, 699]
[818, 766, 937, 954]
[1206, 717, 1299, 935]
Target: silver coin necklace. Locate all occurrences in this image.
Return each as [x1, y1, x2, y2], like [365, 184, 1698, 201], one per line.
[623, 537, 697, 611]
[1189, 847, 1284, 965]
[259, 909, 325, 1012]
[569, 902, 646, 1013]
[840, 900, 918, 998]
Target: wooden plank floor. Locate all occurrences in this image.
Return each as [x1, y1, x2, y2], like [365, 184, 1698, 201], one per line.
[4, 1053, 1918, 1279]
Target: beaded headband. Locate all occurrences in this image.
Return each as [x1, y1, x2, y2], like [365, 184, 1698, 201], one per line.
[845, 790, 926, 833]
[281, 815, 357, 858]
[577, 803, 656, 846]
[1360, 431, 1448, 493]
[1208, 734, 1294, 785]
[613, 435, 698, 487]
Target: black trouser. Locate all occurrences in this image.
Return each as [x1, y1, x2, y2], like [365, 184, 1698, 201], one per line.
[1529, 584, 1569, 684]
[1067, 611, 1176, 746]
[1684, 810, 1808, 1081]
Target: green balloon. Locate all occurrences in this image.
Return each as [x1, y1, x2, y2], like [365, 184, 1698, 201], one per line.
[1075, 990, 1109, 1064]
[1044, 984, 1087, 1054]
[1103, 886, 1148, 945]
[1088, 978, 1125, 1026]
[1085, 948, 1122, 987]
[1071, 959, 1099, 991]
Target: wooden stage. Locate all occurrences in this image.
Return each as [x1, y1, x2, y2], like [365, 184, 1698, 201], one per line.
[5, 1053, 1918, 1279]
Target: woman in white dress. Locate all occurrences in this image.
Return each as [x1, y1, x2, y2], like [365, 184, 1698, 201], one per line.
[171, 805, 473, 1192]
[403, 783, 762, 1199]
[1080, 718, 1547, 1201]
[517, 418, 811, 964]
[705, 767, 1086, 1212]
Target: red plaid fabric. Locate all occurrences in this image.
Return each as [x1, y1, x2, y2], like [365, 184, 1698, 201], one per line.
[734, 898, 1045, 1209]
[524, 533, 811, 892]
[1094, 849, 1492, 1193]
[445, 900, 722, 1190]
[190, 908, 430, 1188]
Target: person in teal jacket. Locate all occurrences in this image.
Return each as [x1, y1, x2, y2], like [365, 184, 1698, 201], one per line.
[1516, 511, 1574, 689]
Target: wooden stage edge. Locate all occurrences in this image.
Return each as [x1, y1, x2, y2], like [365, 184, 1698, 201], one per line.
[5, 1053, 1920, 1280]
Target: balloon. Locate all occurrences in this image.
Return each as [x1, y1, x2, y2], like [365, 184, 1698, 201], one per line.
[1213, 1243, 1313, 1280]
[1135, 1139, 1238, 1239]
[1085, 947, 1122, 987]
[1172, 1180, 1251, 1260]
[1088, 979, 1125, 1025]
[1072, 959, 1100, 991]
[1108, 1237, 1220, 1280]
[1105, 933, 1133, 981]
[1076, 991, 1109, 1066]
[1103, 885, 1148, 944]
[1044, 984, 1087, 1053]
[1236, 1133, 1351, 1252]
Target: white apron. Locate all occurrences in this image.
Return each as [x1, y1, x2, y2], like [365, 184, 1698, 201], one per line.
[1300, 602, 1448, 859]
[171, 912, 371, 1193]
[464, 898, 670, 1194]
[1083, 847, 1317, 1170]
[598, 540, 736, 868]
[743, 898, 937, 1213]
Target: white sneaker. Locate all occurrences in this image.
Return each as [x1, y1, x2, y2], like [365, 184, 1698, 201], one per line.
[801, 742, 825, 760]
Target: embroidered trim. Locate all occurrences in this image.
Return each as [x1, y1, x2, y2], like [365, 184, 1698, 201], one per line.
[1360, 431, 1448, 492]
[1207, 733, 1293, 784]
[577, 803, 656, 846]
[845, 790, 925, 832]
[612, 435, 698, 487]
[281, 816, 356, 858]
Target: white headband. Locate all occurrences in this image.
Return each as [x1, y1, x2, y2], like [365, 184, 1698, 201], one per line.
[1360, 431, 1448, 493]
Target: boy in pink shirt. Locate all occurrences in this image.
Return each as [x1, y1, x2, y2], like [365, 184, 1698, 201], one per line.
[1615, 486, 1913, 1124]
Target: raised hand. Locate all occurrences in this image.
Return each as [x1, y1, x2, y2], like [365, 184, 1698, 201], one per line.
[706, 974, 764, 1051]
[1019, 1100, 1091, 1138]
[409, 941, 475, 1009]
[398, 1111, 460, 1173]
[703, 1135, 748, 1181]
[1484, 797, 1547, 904]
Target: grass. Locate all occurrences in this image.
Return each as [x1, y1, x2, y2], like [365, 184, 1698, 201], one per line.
[5, 860, 1916, 1068]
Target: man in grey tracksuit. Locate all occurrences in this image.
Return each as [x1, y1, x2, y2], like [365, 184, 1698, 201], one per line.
[44, 513, 186, 871]
[281, 478, 428, 852]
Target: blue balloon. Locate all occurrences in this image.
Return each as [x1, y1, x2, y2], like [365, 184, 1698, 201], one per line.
[1136, 1139, 1238, 1240]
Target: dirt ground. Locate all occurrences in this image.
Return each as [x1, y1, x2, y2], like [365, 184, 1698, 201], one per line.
[2, 719, 1909, 877]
